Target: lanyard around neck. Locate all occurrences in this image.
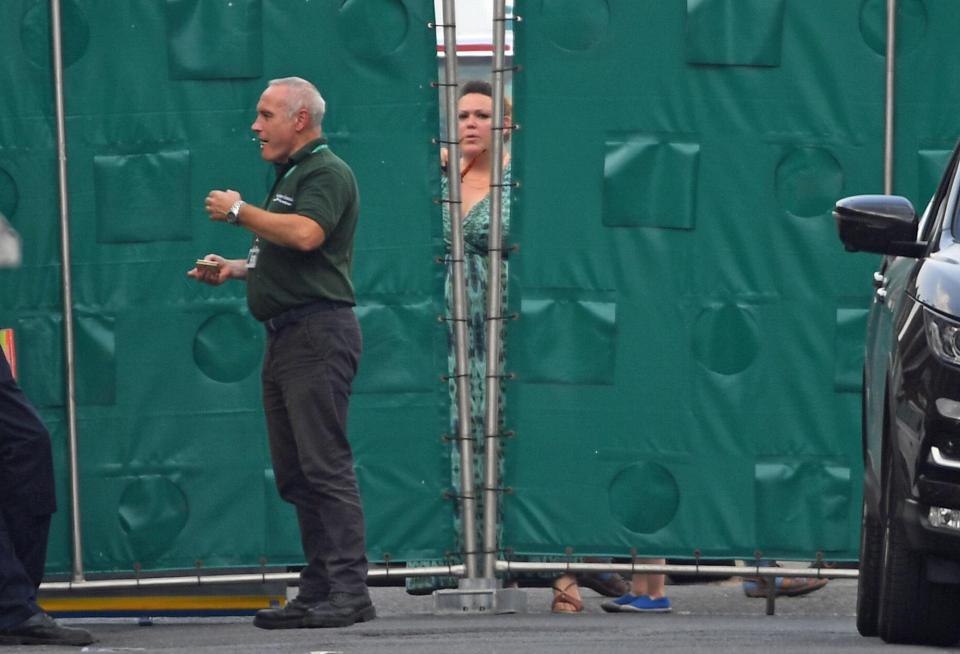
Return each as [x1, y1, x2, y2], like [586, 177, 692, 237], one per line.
[282, 143, 328, 181]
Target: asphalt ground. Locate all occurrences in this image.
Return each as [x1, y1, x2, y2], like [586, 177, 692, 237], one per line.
[6, 577, 935, 653]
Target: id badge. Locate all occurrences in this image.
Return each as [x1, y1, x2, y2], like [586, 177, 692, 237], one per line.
[246, 243, 260, 269]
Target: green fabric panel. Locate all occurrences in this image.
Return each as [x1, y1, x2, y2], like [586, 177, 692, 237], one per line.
[514, 289, 617, 385]
[879, 1, 960, 205]
[166, 0, 264, 80]
[834, 306, 868, 394]
[754, 460, 853, 554]
[918, 149, 952, 208]
[0, 0, 449, 575]
[5, 0, 957, 577]
[685, 0, 786, 67]
[75, 313, 117, 406]
[504, 0, 892, 561]
[602, 135, 700, 229]
[14, 315, 65, 408]
[93, 151, 193, 243]
[353, 301, 437, 395]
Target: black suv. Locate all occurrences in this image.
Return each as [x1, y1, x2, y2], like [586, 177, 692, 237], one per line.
[835, 144, 960, 646]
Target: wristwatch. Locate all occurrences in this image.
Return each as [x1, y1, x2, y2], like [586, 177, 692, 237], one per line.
[226, 200, 245, 225]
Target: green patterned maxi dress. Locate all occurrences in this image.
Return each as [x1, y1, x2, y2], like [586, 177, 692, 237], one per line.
[405, 164, 511, 593]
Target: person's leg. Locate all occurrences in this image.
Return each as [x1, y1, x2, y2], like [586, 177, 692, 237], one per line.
[0, 349, 56, 628]
[0, 511, 42, 630]
[277, 310, 367, 596]
[742, 560, 828, 598]
[605, 560, 671, 613]
[0, 521, 92, 647]
[263, 312, 369, 598]
[262, 336, 332, 604]
[630, 560, 666, 599]
[5, 510, 51, 593]
[577, 557, 629, 597]
[551, 573, 583, 613]
[0, 351, 56, 516]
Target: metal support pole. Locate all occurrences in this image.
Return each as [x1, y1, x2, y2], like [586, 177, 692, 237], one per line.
[492, 560, 857, 580]
[481, 0, 509, 581]
[439, 0, 478, 581]
[39, 561, 856, 594]
[884, 0, 896, 194]
[41, 564, 468, 593]
[49, 0, 84, 583]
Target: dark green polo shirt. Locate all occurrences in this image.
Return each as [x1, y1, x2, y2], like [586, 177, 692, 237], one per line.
[246, 138, 359, 322]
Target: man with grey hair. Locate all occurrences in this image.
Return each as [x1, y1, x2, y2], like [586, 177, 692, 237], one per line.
[190, 77, 373, 629]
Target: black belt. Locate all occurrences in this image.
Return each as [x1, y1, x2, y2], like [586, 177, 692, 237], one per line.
[264, 300, 350, 333]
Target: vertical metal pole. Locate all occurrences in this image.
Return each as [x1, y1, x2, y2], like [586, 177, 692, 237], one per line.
[482, 0, 509, 580]
[884, 0, 896, 194]
[440, 0, 478, 580]
[49, 0, 84, 582]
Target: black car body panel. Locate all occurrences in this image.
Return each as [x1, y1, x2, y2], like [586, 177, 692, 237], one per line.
[836, 141, 960, 644]
[914, 247, 960, 317]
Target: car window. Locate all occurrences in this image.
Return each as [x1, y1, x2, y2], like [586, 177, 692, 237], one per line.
[940, 145, 960, 242]
[925, 144, 960, 250]
[945, 163, 960, 248]
[951, 173, 960, 243]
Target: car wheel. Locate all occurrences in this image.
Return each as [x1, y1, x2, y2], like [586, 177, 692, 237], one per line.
[877, 455, 960, 645]
[856, 499, 882, 637]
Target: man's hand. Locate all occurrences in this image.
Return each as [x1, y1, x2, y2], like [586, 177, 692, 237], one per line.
[187, 254, 245, 285]
[205, 189, 242, 223]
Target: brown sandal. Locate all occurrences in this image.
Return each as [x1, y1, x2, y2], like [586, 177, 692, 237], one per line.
[551, 581, 584, 614]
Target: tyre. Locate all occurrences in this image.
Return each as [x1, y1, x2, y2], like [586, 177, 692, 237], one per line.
[877, 454, 960, 645]
[856, 499, 882, 637]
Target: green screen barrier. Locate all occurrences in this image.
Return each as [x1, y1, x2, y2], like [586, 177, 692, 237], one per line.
[3, 0, 957, 580]
[499, 0, 952, 562]
[0, 0, 453, 576]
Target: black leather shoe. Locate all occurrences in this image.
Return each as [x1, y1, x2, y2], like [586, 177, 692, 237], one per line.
[303, 592, 376, 628]
[253, 596, 324, 630]
[0, 612, 94, 646]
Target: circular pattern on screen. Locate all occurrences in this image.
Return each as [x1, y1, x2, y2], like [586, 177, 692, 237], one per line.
[540, 0, 611, 51]
[775, 147, 844, 218]
[193, 312, 262, 383]
[337, 0, 409, 60]
[859, 0, 926, 56]
[21, 0, 90, 68]
[608, 462, 679, 533]
[692, 304, 760, 375]
[118, 476, 189, 561]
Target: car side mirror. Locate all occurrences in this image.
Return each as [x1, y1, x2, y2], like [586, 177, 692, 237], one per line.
[834, 194, 926, 258]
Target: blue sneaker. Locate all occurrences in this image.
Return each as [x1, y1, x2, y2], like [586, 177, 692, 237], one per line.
[620, 595, 672, 613]
[600, 593, 637, 613]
